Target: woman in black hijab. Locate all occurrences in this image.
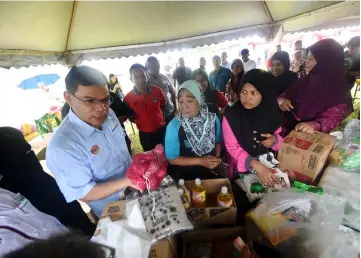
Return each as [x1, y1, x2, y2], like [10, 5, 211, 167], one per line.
[269, 51, 298, 96]
[223, 69, 283, 186]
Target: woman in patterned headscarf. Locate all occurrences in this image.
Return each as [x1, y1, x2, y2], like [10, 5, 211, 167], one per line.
[165, 80, 223, 180]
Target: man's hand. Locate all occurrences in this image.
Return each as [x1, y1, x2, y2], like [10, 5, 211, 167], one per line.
[199, 155, 221, 169]
[124, 177, 143, 192]
[279, 98, 293, 112]
[295, 122, 314, 133]
[261, 134, 275, 148]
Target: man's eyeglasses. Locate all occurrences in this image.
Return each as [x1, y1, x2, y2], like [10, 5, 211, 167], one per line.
[71, 93, 113, 106]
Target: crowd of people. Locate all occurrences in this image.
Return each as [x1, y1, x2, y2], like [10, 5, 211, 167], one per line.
[0, 36, 359, 257]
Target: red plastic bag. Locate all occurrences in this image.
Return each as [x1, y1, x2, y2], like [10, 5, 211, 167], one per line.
[126, 144, 168, 191]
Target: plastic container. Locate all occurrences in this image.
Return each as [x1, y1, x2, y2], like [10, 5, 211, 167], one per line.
[178, 179, 191, 205]
[178, 188, 190, 209]
[191, 178, 206, 207]
[217, 186, 233, 207]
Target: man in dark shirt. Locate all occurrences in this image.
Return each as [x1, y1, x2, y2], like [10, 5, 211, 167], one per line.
[345, 36, 360, 90]
[146, 56, 176, 124]
[172, 57, 192, 90]
[209, 55, 232, 95]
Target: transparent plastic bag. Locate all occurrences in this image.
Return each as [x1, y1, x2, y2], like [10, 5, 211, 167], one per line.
[319, 166, 360, 231]
[329, 142, 360, 172]
[126, 176, 193, 243]
[248, 189, 344, 258]
[343, 119, 360, 144]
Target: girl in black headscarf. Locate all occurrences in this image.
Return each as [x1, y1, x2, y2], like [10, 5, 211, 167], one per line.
[269, 51, 298, 96]
[223, 69, 283, 186]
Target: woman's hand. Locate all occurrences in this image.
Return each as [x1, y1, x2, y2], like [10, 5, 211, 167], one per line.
[261, 134, 275, 148]
[251, 160, 277, 187]
[295, 122, 314, 133]
[279, 98, 293, 112]
[199, 155, 221, 169]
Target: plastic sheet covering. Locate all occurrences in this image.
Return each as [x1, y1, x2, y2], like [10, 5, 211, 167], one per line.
[126, 176, 193, 243]
[91, 201, 152, 258]
[248, 189, 344, 258]
[319, 166, 360, 231]
[320, 225, 360, 258]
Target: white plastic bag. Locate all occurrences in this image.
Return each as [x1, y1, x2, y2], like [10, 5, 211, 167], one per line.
[236, 153, 290, 202]
[249, 189, 344, 258]
[91, 202, 152, 258]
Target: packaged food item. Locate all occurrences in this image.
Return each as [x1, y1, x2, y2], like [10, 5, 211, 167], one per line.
[236, 167, 290, 202]
[191, 178, 206, 207]
[179, 188, 190, 209]
[292, 181, 324, 195]
[248, 189, 344, 258]
[126, 176, 193, 243]
[35, 113, 61, 138]
[217, 186, 233, 208]
[178, 179, 191, 204]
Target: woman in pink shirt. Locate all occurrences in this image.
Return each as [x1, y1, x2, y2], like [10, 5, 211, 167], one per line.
[223, 69, 283, 186]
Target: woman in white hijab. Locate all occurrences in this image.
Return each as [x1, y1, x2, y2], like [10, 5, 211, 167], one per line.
[165, 80, 222, 180]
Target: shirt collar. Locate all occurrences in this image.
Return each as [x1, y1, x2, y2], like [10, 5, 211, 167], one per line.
[133, 85, 151, 95]
[68, 108, 114, 139]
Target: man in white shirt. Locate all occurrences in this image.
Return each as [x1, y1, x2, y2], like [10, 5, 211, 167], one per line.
[0, 188, 68, 257]
[240, 49, 257, 73]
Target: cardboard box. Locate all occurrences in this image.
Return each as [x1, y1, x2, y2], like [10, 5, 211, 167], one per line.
[149, 237, 177, 258]
[184, 178, 237, 226]
[182, 227, 244, 258]
[278, 131, 336, 184]
[98, 201, 177, 258]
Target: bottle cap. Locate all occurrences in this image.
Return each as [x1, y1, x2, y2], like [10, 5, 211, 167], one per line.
[178, 188, 184, 195]
[178, 179, 185, 186]
[195, 178, 201, 185]
[221, 186, 228, 194]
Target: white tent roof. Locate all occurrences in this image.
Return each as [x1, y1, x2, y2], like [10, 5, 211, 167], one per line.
[0, 1, 359, 68]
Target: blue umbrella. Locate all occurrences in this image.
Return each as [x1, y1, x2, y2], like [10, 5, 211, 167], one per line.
[18, 74, 61, 90]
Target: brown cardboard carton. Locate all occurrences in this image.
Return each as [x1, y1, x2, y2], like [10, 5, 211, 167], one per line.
[278, 131, 336, 184]
[184, 178, 237, 226]
[149, 237, 177, 258]
[182, 227, 244, 258]
[98, 201, 177, 258]
[100, 200, 126, 221]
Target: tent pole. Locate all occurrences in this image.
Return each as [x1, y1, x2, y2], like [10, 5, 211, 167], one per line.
[261, 1, 274, 23]
[64, 1, 78, 53]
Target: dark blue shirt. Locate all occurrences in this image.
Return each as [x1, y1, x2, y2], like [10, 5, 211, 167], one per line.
[209, 67, 232, 93]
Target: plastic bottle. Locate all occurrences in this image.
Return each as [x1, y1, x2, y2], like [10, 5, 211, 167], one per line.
[178, 179, 191, 205]
[217, 186, 233, 207]
[191, 178, 206, 207]
[292, 181, 324, 195]
[178, 188, 190, 209]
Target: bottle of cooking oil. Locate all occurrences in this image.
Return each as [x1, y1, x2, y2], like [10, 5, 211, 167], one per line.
[217, 186, 233, 208]
[191, 178, 206, 207]
[178, 179, 191, 205]
[178, 188, 190, 209]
